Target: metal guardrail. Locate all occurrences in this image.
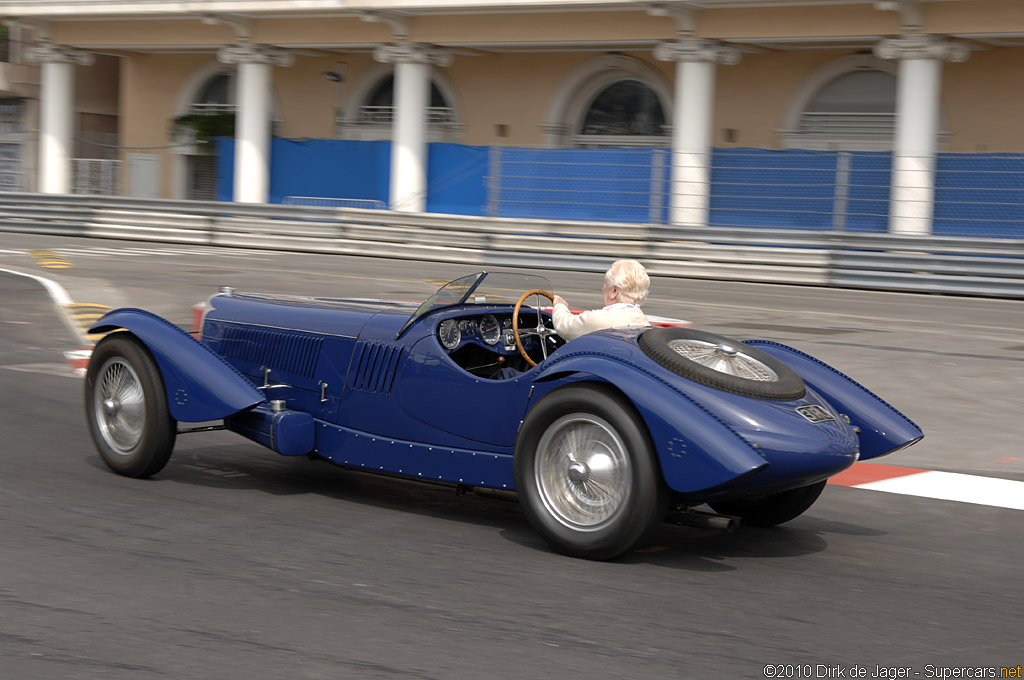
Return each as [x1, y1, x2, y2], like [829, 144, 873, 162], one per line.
[282, 196, 386, 210]
[0, 192, 1021, 298]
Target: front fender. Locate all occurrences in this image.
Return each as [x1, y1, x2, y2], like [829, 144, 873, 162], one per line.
[534, 354, 768, 494]
[91, 308, 264, 423]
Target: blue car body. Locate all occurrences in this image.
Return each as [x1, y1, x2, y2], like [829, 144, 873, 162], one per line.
[89, 271, 922, 508]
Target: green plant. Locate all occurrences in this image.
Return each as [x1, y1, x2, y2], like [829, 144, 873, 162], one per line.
[0, 24, 10, 63]
[170, 112, 236, 153]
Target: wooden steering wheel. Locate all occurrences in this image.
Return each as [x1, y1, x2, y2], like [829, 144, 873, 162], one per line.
[512, 289, 559, 367]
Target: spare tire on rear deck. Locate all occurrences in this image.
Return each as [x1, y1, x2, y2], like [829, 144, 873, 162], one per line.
[638, 327, 805, 401]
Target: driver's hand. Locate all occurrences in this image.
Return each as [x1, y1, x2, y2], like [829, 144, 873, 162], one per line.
[553, 295, 567, 307]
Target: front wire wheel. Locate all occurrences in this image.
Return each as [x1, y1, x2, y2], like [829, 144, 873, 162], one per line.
[85, 333, 176, 478]
[515, 385, 668, 560]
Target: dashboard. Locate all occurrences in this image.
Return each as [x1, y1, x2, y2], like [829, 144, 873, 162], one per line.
[434, 310, 563, 378]
[437, 314, 520, 353]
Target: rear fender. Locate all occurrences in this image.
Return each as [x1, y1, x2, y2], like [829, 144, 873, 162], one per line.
[747, 341, 923, 460]
[533, 355, 768, 494]
[90, 308, 264, 423]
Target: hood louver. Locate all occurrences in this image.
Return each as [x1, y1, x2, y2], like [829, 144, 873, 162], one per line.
[350, 342, 404, 395]
[219, 326, 323, 380]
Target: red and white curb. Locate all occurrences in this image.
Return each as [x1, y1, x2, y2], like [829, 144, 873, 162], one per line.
[645, 313, 692, 328]
[549, 307, 691, 328]
[829, 462, 1024, 511]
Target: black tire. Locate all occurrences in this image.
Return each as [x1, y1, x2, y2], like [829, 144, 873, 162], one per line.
[85, 333, 177, 478]
[638, 327, 806, 400]
[709, 480, 826, 527]
[514, 385, 669, 560]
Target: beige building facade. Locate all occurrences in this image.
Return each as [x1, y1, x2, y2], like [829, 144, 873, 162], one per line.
[2, 0, 1024, 231]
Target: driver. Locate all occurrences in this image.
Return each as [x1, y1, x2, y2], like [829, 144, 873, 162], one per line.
[551, 259, 651, 341]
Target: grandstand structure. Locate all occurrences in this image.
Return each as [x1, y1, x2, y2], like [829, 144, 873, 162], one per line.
[1, 0, 1023, 236]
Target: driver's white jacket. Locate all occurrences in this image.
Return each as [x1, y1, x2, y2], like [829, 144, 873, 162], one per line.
[551, 302, 649, 341]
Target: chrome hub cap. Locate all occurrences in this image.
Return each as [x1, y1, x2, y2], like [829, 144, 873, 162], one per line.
[102, 398, 119, 417]
[716, 343, 738, 357]
[93, 357, 146, 455]
[668, 338, 778, 381]
[567, 461, 588, 485]
[535, 414, 631, 531]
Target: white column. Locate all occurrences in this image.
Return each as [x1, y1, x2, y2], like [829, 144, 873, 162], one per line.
[655, 39, 740, 227]
[24, 44, 94, 194]
[874, 35, 969, 235]
[218, 45, 293, 203]
[374, 44, 453, 212]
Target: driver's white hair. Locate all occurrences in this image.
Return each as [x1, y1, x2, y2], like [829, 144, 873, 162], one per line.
[604, 259, 650, 306]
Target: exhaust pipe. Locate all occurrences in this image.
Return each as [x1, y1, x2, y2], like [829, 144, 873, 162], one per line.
[665, 509, 742, 533]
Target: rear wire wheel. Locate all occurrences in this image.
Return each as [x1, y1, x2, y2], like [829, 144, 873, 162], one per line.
[85, 333, 176, 478]
[515, 385, 668, 560]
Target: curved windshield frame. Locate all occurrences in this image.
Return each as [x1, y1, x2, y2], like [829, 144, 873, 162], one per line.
[396, 271, 553, 339]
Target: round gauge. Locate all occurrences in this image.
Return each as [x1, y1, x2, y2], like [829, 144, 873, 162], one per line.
[438, 319, 461, 350]
[479, 315, 501, 346]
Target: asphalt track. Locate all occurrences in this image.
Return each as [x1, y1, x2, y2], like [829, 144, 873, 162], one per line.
[1, 233, 1021, 679]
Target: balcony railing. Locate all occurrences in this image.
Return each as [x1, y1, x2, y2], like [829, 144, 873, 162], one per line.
[188, 103, 236, 115]
[350, 106, 457, 126]
[797, 111, 896, 136]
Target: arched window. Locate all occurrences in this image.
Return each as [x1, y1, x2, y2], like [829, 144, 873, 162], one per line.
[180, 72, 235, 200]
[544, 55, 671, 148]
[192, 73, 234, 113]
[365, 75, 447, 111]
[173, 62, 287, 200]
[779, 57, 933, 151]
[342, 68, 461, 142]
[579, 80, 666, 137]
[798, 70, 896, 139]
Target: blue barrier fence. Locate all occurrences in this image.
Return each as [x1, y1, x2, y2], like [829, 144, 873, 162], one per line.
[933, 153, 1024, 239]
[215, 139, 1024, 238]
[492, 147, 668, 224]
[217, 138, 489, 216]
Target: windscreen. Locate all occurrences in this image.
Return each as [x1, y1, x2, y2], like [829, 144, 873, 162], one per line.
[396, 271, 554, 338]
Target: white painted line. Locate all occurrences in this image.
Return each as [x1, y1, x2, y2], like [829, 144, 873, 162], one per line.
[0, 267, 87, 344]
[117, 248, 190, 256]
[89, 249, 151, 256]
[53, 250, 106, 257]
[214, 253, 271, 260]
[0, 267, 74, 304]
[3, 363, 79, 379]
[856, 470, 1024, 511]
[141, 249, 204, 256]
[57, 247, 149, 257]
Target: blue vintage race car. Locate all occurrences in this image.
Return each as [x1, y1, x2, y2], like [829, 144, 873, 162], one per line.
[85, 271, 922, 560]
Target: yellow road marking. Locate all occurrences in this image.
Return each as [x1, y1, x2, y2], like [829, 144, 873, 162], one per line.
[29, 249, 73, 269]
[65, 303, 112, 343]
